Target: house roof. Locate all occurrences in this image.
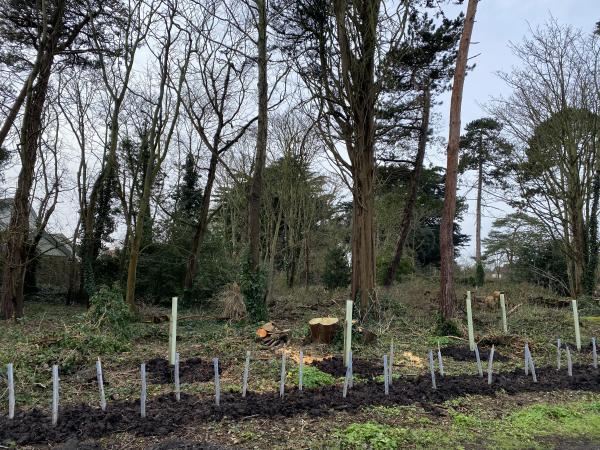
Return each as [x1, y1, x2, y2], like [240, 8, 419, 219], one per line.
[0, 198, 73, 258]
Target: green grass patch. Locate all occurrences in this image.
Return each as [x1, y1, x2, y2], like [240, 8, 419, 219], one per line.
[287, 365, 336, 388]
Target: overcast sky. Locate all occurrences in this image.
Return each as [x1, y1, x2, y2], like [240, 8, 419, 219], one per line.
[434, 0, 600, 264]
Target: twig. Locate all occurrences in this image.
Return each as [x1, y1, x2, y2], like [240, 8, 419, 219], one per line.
[507, 303, 522, 316]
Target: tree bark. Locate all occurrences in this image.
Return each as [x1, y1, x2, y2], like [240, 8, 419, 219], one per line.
[439, 0, 479, 320]
[183, 151, 219, 296]
[351, 146, 376, 317]
[384, 86, 431, 286]
[248, 0, 268, 276]
[1, 53, 54, 319]
[333, 0, 380, 318]
[475, 158, 483, 264]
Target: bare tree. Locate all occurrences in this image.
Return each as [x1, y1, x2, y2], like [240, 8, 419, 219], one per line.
[181, 0, 257, 299]
[124, 3, 192, 310]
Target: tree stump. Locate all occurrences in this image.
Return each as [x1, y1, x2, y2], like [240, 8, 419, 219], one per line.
[309, 317, 339, 344]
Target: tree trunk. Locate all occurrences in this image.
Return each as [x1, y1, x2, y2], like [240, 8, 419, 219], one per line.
[439, 0, 479, 320]
[266, 207, 283, 303]
[475, 159, 483, 264]
[384, 86, 431, 286]
[584, 169, 600, 295]
[183, 152, 219, 297]
[124, 163, 154, 311]
[1, 53, 53, 319]
[248, 0, 268, 275]
[351, 147, 376, 318]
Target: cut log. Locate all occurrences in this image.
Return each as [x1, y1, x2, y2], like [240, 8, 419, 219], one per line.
[256, 328, 269, 339]
[309, 317, 339, 344]
[256, 322, 288, 348]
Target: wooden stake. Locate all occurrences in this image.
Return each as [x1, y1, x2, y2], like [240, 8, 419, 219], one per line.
[279, 354, 286, 398]
[474, 344, 483, 377]
[242, 351, 250, 397]
[213, 358, 221, 406]
[383, 355, 389, 395]
[428, 350, 436, 390]
[566, 345, 573, 377]
[140, 363, 146, 418]
[96, 358, 106, 411]
[169, 297, 178, 365]
[298, 349, 304, 391]
[500, 293, 508, 333]
[174, 352, 181, 401]
[593, 337, 598, 369]
[572, 300, 581, 351]
[557, 338, 561, 370]
[466, 291, 475, 351]
[7, 363, 14, 419]
[52, 365, 59, 426]
[344, 300, 353, 367]
[524, 343, 529, 376]
[487, 345, 495, 385]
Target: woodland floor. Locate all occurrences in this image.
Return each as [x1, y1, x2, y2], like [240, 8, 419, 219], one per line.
[3, 277, 600, 449]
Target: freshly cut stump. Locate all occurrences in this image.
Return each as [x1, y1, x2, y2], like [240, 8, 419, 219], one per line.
[309, 317, 339, 344]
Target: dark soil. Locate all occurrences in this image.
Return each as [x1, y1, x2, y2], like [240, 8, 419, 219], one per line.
[3, 365, 600, 446]
[148, 440, 242, 450]
[312, 356, 383, 377]
[146, 357, 225, 384]
[560, 342, 595, 354]
[443, 345, 510, 362]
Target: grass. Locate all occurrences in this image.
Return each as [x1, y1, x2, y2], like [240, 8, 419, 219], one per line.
[2, 277, 600, 448]
[331, 400, 600, 449]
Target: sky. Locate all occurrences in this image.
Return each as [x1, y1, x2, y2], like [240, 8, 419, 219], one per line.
[433, 0, 600, 264]
[3, 0, 599, 262]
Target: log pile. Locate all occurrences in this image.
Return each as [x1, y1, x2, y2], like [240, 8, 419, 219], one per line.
[256, 322, 289, 348]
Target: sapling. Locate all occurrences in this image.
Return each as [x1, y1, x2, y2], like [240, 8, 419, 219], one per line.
[52, 365, 59, 426]
[466, 291, 475, 351]
[96, 358, 106, 411]
[279, 354, 286, 398]
[557, 338, 561, 370]
[174, 352, 181, 401]
[428, 350, 436, 390]
[593, 337, 598, 369]
[140, 363, 147, 418]
[7, 363, 15, 419]
[566, 345, 573, 377]
[242, 351, 250, 397]
[383, 355, 389, 395]
[487, 345, 495, 385]
[213, 358, 221, 406]
[299, 349, 304, 391]
[437, 342, 444, 377]
[474, 344, 483, 377]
